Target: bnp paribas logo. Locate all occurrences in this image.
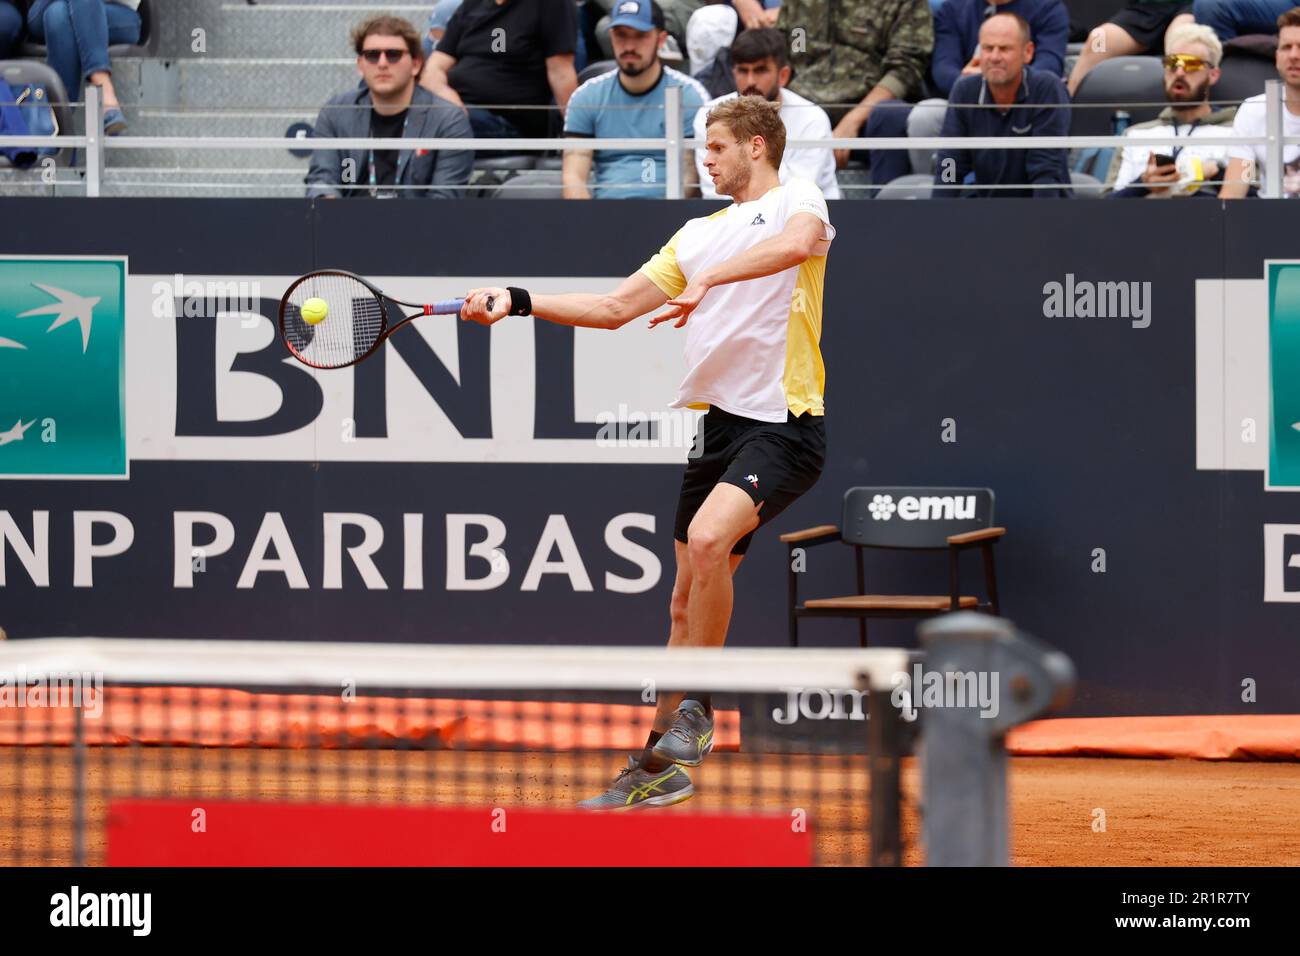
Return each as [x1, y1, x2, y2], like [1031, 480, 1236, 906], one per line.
[0, 257, 126, 478]
[1269, 263, 1300, 491]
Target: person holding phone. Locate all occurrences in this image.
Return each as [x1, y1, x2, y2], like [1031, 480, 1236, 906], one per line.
[1108, 24, 1236, 198]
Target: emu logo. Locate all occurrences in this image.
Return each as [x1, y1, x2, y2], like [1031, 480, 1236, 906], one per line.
[869, 494, 976, 521]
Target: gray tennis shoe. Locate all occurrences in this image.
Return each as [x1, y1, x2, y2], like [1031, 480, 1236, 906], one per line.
[576, 755, 694, 810]
[652, 699, 715, 767]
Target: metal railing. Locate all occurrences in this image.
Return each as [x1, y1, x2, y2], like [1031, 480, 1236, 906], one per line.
[1, 82, 1297, 198]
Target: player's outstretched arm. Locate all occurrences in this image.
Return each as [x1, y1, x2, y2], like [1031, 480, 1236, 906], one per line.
[461, 273, 670, 330]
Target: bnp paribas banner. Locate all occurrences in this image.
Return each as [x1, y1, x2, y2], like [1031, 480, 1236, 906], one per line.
[0, 257, 127, 478]
[1195, 260, 1300, 603]
[0, 262, 695, 476]
[1268, 262, 1300, 491]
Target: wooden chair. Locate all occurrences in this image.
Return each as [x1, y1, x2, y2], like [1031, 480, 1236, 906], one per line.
[780, 487, 1005, 647]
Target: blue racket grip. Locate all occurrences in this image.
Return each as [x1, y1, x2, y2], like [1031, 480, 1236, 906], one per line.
[428, 295, 495, 315]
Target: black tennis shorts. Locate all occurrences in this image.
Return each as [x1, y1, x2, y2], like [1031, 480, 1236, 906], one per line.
[674, 407, 826, 556]
[1109, 2, 1191, 49]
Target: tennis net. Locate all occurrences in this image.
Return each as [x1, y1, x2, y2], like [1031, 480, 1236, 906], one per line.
[0, 639, 919, 867]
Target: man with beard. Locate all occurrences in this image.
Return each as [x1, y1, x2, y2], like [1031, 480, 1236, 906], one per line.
[563, 0, 708, 198]
[692, 28, 840, 199]
[460, 96, 835, 809]
[1109, 25, 1235, 199]
[1221, 7, 1300, 199]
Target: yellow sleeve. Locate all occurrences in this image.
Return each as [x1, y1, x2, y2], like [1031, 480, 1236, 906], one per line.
[637, 227, 688, 298]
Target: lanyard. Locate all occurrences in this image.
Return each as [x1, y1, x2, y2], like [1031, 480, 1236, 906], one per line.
[368, 113, 410, 197]
[1168, 117, 1201, 160]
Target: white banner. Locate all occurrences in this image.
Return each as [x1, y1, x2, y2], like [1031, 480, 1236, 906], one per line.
[126, 274, 698, 464]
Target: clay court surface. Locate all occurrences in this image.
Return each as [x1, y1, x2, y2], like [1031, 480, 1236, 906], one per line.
[2, 749, 1298, 865]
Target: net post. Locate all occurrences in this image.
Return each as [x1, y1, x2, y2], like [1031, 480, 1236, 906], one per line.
[866, 667, 902, 866]
[665, 84, 683, 200]
[918, 612, 1074, 865]
[1264, 79, 1284, 200]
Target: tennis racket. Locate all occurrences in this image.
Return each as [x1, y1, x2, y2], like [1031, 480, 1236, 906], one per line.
[278, 269, 493, 369]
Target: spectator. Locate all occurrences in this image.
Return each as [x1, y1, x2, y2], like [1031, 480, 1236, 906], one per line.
[1068, 1, 1195, 95]
[933, 12, 1072, 196]
[25, 0, 142, 134]
[590, 0, 707, 60]
[693, 28, 840, 198]
[1108, 24, 1235, 197]
[776, 0, 934, 175]
[422, 0, 578, 140]
[422, 0, 463, 59]
[307, 16, 473, 199]
[563, 0, 706, 197]
[0, 1, 22, 59]
[682, 2, 780, 77]
[1193, 0, 1298, 42]
[905, 0, 1068, 179]
[734, 0, 781, 29]
[1221, 7, 1300, 197]
[687, 3, 738, 75]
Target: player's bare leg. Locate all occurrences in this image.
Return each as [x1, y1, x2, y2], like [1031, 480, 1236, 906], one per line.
[638, 484, 759, 769]
[651, 539, 745, 733]
[683, 482, 761, 647]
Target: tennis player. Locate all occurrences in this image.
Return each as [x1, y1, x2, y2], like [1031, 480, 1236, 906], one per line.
[461, 95, 835, 809]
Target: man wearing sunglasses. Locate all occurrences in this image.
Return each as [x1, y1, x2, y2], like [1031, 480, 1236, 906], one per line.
[1108, 25, 1236, 198]
[307, 16, 474, 199]
[1221, 7, 1300, 198]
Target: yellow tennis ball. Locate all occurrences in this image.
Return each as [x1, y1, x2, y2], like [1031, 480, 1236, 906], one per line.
[301, 297, 329, 325]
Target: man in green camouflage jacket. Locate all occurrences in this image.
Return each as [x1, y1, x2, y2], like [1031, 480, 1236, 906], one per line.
[776, 0, 934, 176]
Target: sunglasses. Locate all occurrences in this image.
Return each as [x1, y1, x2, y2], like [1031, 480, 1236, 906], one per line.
[361, 49, 409, 64]
[1163, 53, 1209, 72]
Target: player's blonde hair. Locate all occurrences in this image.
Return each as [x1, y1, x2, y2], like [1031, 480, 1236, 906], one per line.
[705, 95, 786, 171]
[1165, 23, 1223, 67]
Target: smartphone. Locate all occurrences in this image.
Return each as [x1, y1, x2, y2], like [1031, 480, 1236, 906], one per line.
[1152, 153, 1176, 167]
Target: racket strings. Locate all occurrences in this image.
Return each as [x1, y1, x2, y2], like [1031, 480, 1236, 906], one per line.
[283, 273, 387, 368]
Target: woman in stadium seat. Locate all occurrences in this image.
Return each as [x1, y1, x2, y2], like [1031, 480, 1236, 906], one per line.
[25, 0, 141, 134]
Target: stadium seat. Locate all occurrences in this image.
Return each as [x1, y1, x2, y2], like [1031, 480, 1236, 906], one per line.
[1215, 52, 1277, 108]
[1070, 169, 1105, 198]
[469, 154, 537, 195]
[873, 173, 932, 199]
[576, 59, 617, 86]
[491, 169, 563, 198]
[780, 487, 1004, 647]
[20, 0, 159, 58]
[835, 159, 872, 199]
[535, 155, 564, 170]
[0, 60, 73, 167]
[1069, 55, 1166, 138]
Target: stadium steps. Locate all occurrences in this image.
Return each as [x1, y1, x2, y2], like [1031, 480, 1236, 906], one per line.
[1, 0, 437, 196]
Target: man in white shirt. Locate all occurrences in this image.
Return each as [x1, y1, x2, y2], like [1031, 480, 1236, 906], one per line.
[1221, 8, 1300, 198]
[693, 27, 840, 199]
[1109, 24, 1236, 198]
[461, 96, 835, 810]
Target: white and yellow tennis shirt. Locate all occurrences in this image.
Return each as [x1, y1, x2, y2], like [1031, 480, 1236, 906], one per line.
[637, 177, 835, 423]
